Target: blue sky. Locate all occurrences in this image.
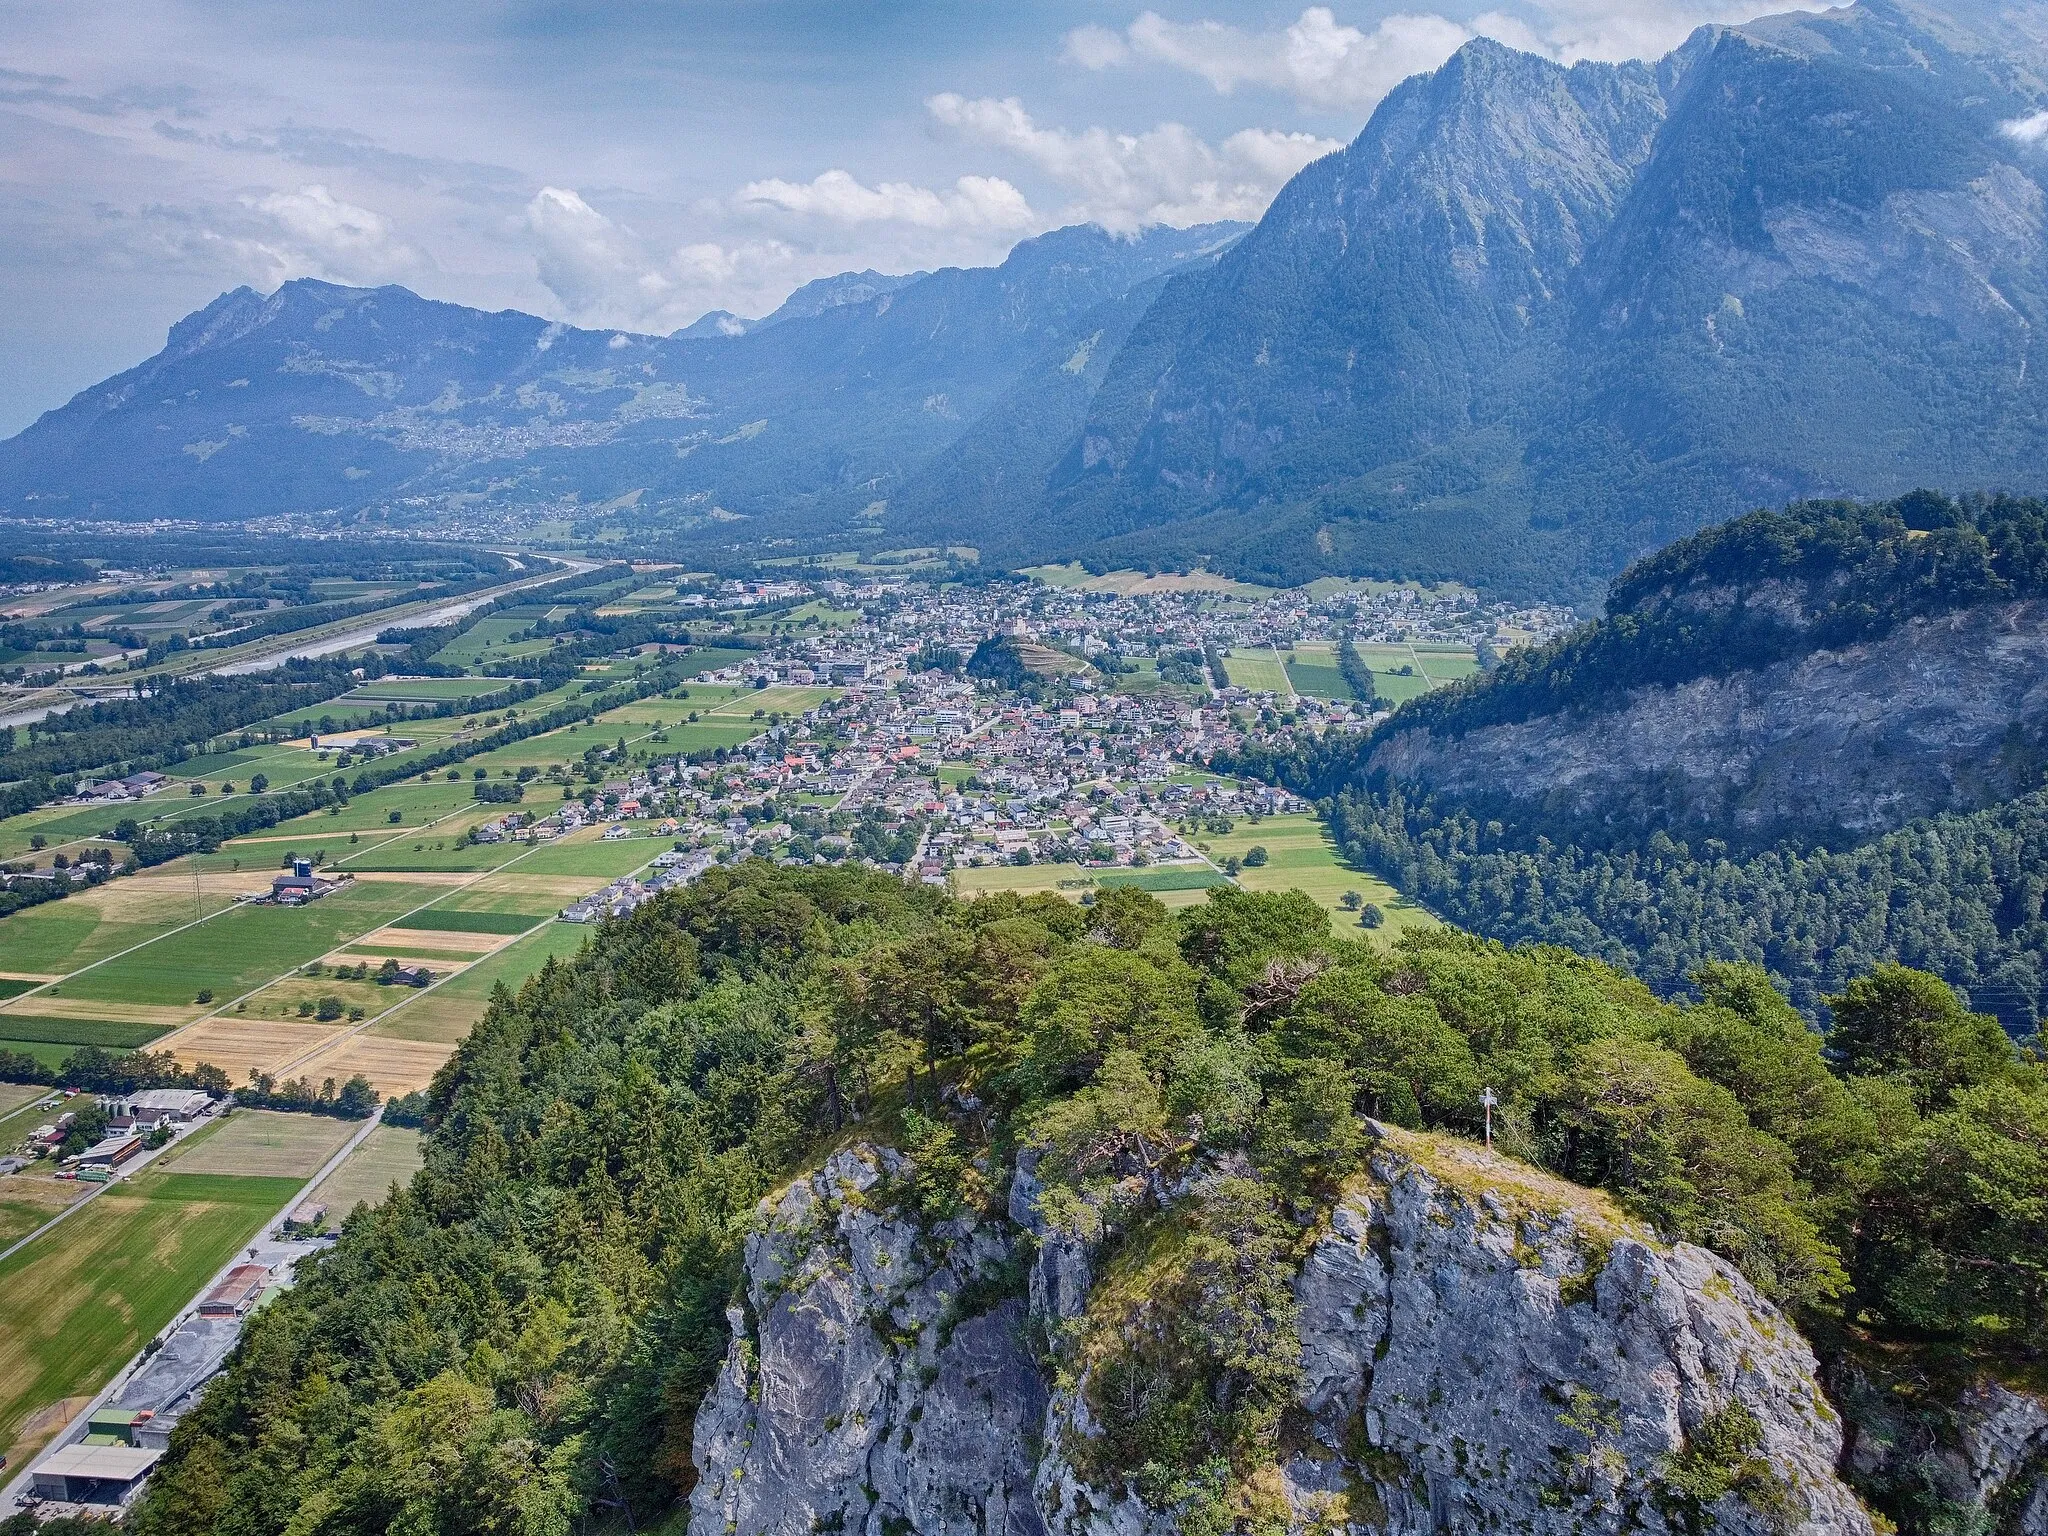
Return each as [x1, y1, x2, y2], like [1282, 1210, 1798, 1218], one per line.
[0, 0, 1813, 434]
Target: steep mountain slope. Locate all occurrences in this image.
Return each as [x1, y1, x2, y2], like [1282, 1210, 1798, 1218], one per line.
[1027, 0, 2048, 600]
[0, 223, 1240, 542]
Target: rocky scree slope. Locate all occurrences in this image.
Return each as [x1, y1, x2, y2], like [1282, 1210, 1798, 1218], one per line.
[691, 1134, 1877, 1536]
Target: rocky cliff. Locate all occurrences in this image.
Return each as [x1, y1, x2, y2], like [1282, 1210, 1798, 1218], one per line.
[1366, 598, 2048, 849]
[690, 1132, 1929, 1536]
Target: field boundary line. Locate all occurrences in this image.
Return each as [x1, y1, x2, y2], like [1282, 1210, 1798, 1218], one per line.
[0, 1108, 384, 1514]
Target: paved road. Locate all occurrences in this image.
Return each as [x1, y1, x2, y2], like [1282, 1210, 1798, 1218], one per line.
[0, 1109, 385, 1515]
[0, 555, 599, 727]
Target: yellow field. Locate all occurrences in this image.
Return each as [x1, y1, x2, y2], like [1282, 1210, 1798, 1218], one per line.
[950, 863, 1218, 911]
[1199, 813, 1438, 943]
[162, 1109, 356, 1178]
[0, 997, 195, 1027]
[353, 925, 507, 953]
[308, 1126, 423, 1215]
[161, 1017, 343, 1080]
[291, 1035, 454, 1096]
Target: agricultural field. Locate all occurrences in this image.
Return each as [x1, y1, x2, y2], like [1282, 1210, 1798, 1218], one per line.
[160, 1108, 356, 1178]
[1218, 649, 1293, 695]
[1200, 812, 1438, 943]
[1279, 642, 1364, 702]
[308, 1125, 423, 1215]
[0, 864, 256, 983]
[0, 1172, 86, 1248]
[0, 1168, 305, 1469]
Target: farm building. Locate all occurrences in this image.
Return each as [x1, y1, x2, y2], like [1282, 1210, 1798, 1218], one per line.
[107, 1088, 213, 1122]
[198, 1263, 272, 1318]
[69, 1134, 145, 1170]
[30, 1445, 163, 1506]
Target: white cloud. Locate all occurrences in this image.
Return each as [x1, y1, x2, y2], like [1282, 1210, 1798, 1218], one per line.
[235, 184, 426, 285]
[733, 169, 1036, 232]
[1073, 2, 1830, 111]
[1061, 24, 1130, 70]
[2000, 111, 2048, 147]
[927, 93, 1340, 233]
[1110, 9, 1470, 111]
[524, 187, 807, 332]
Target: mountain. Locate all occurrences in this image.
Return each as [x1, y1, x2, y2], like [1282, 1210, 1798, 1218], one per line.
[7, 0, 2048, 600]
[0, 222, 1242, 547]
[1019, 0, 2048, 601]
[753, 268, 926, 328]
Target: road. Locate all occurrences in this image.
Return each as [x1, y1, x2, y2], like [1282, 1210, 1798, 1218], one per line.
[0, 555, 600, 728]
[0, 1109, 386, 1515]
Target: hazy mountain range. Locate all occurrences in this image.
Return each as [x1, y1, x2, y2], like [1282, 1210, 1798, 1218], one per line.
[5, 0, 2048, 602]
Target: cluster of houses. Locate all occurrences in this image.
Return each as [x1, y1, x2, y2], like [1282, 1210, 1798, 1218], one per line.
[558, 846, 716, 923]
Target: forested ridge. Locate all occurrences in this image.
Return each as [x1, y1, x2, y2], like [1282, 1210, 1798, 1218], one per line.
[113, 863, 2046, 1536]
[1391, 491, 2048, 742]
[1216, 491, 2048, 1032]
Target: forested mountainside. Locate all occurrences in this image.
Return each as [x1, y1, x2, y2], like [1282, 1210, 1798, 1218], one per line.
[117, 865, 2046, 1536]
[1230, 491, 2048, 1030]
[0, 222, 1239, 551]
[7, 1, 2048, 600]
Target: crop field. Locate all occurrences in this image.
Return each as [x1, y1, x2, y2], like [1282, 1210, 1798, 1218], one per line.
[0, 866, 259, 982]
[336, 835, 531, 875]
[0, 1169, 305, 1469]
[309, 1125, 423, 1215]
[1201, 812, 1437, 942]
[429, 616, 541, 668]
[48, 879, 452, 1011]
[161, 1017, 342, 1081]
[394, 908, 538, 934]
[0, 1174, 86, 1248]
[1280, 643, 1365, 702]
[1098, 867, 1232, 894]
[162, 1109, 356, 1178]
[1218, 650, 1292, 695]
[293, 1033, 453, 1095]
[507, 836, 665, 878]
[372, 923, 588, 1044]
[0, 1015, 168, 1049]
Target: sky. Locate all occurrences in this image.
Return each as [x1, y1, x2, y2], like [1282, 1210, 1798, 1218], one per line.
[0, 0, 1823, 436]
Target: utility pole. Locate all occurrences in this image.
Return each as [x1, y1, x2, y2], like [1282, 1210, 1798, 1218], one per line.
[1480, 1086, 1497, 1152]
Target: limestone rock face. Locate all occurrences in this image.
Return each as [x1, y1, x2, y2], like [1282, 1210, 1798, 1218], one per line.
[1280, 1137, 1869, 1536]
[1366, 599, 2048, 848]
[693, 1134, 1896, 1536]
[689, 1146, 1047, 1536]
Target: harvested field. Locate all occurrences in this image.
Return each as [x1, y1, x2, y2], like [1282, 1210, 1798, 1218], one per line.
[162, 1109, 355, 1178]
[161, 1018, 344, 1080]
[357, 925, 507, 953]
[291, 1034, 454, 1095]
[0, 998, 194, 1027]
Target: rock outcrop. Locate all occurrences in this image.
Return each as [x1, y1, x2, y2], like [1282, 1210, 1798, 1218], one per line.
[690, 1147, 1048, 1536]
[1367, 599, 2048, 848]
[690, 1131, 1952, 1535]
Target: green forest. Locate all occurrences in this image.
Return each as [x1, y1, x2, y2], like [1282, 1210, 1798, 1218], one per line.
[115, 864, 2045, 1536]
